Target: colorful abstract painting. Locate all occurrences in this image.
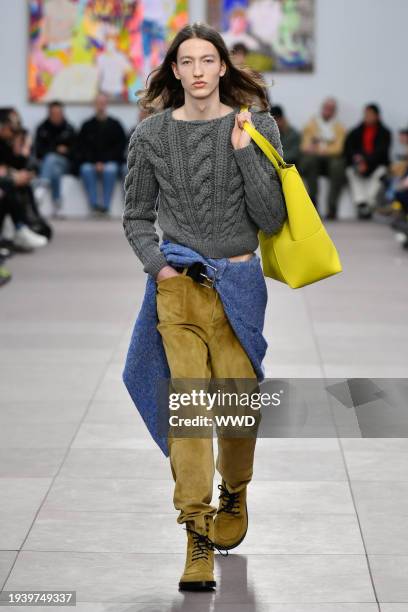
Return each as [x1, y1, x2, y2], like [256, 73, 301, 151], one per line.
[207, 0, 315, 72]
[28, 0, 188, 103]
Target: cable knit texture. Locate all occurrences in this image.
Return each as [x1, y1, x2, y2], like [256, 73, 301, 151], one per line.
[123, 105, 287, 278]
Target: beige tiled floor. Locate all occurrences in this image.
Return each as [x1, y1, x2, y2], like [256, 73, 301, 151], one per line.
[0, 218, 407, 611]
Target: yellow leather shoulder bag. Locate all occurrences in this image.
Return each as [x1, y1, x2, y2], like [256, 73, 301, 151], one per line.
[240, 105, 343, 289]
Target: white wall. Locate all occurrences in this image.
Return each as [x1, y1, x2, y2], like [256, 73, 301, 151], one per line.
[0, 0, 406, 148]
[272, 0, 407, 142]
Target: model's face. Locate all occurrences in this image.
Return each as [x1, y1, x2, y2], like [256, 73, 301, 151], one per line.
[172, 38, 226, 101]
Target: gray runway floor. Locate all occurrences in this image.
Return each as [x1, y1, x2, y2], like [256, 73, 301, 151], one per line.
[0, 217, 407, 611]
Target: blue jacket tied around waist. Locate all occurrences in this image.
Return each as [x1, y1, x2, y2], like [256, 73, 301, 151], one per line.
[122, 240, 269, 457]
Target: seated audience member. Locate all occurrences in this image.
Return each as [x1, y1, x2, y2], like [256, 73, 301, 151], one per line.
[77, 93, 127, 216]
[0, 108, 31, 169]
[0, 172, 37, 254]
[299, 97, 347, 219]
[4, 107, 23, 132]
[270, 105, 301, 165]
[230, 42, 250, 67]
[0, 108, 48, 250]
[345, 103, 392, 219]
[34, 100, 76, 216]
[386, 126, 408, 246]
[393, 166, 408, 211]
[8, 110, 52, 240]
[378, 126, 408, 213]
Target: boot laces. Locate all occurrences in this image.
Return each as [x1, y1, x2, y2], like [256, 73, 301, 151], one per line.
[217, 483, 240, 515]
[185, 526, 229, 558]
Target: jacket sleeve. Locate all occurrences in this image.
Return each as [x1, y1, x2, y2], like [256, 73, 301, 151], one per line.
[364, 127, 392, 172]
[300, 118, 315, 153]
[283, 127, 301, 164]
[34, 124, 48, 161]
[122, 127, 168, 278]
[232, 110, 287, 236]
[64, 124, 77, 161]
[76, 123, 92, 164]
[344, 129, 355, 166]
[112, 119, 127, 163]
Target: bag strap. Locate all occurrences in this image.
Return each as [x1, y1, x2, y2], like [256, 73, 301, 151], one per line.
[239, 105, 286, 174]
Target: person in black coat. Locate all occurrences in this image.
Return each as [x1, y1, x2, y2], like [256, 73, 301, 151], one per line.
[270, 105, 301, 166]
[345, 103, 392, 219]
[77, 94, 127, 215]
[0, 108, 49, 250]
[34, 100, 76, 212]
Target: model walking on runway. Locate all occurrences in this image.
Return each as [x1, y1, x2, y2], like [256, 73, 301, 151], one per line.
[123, 21, 287, 592]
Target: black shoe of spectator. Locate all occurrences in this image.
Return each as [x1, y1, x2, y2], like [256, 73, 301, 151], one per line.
[324, 212, 337, 221]
[30, 220, 53, 241]
[93, 207, 110, 218]
[391, 213, 408, 233]
[0, 238, 14, 252]
[357, 203, 372, 220]
[0, 246, 12, 259]
[0, 237, 33, 254]
[97, 206, 109, 215]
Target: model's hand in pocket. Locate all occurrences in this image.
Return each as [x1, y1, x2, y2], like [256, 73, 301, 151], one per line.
[156, 265, 182, 283]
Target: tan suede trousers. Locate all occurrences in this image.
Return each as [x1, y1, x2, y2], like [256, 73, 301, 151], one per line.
[156, 266, 259, 533]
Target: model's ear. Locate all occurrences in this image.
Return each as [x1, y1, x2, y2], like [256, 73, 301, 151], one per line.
[171, 61, 180, 80]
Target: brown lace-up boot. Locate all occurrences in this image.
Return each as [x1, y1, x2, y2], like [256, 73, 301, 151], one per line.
[213, 480, 248, 550]
[179, 514, 227, 591]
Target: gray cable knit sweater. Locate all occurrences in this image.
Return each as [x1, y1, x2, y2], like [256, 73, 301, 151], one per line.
[123, 105, 287, 278]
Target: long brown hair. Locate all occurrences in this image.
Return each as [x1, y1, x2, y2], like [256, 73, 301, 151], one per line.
[136, 21, 272, 113]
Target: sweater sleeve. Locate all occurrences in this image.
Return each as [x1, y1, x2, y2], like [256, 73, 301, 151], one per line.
[232, 110, 287, 236]
[122, 127, 168, 278]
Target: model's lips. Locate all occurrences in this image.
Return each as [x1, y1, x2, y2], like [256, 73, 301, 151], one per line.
[193, 82, 206, 87]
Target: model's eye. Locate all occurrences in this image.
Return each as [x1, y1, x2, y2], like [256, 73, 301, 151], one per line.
[181, 59, 213, 64]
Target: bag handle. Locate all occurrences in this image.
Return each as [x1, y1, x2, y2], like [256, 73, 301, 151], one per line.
[239, 105, 286, 174]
